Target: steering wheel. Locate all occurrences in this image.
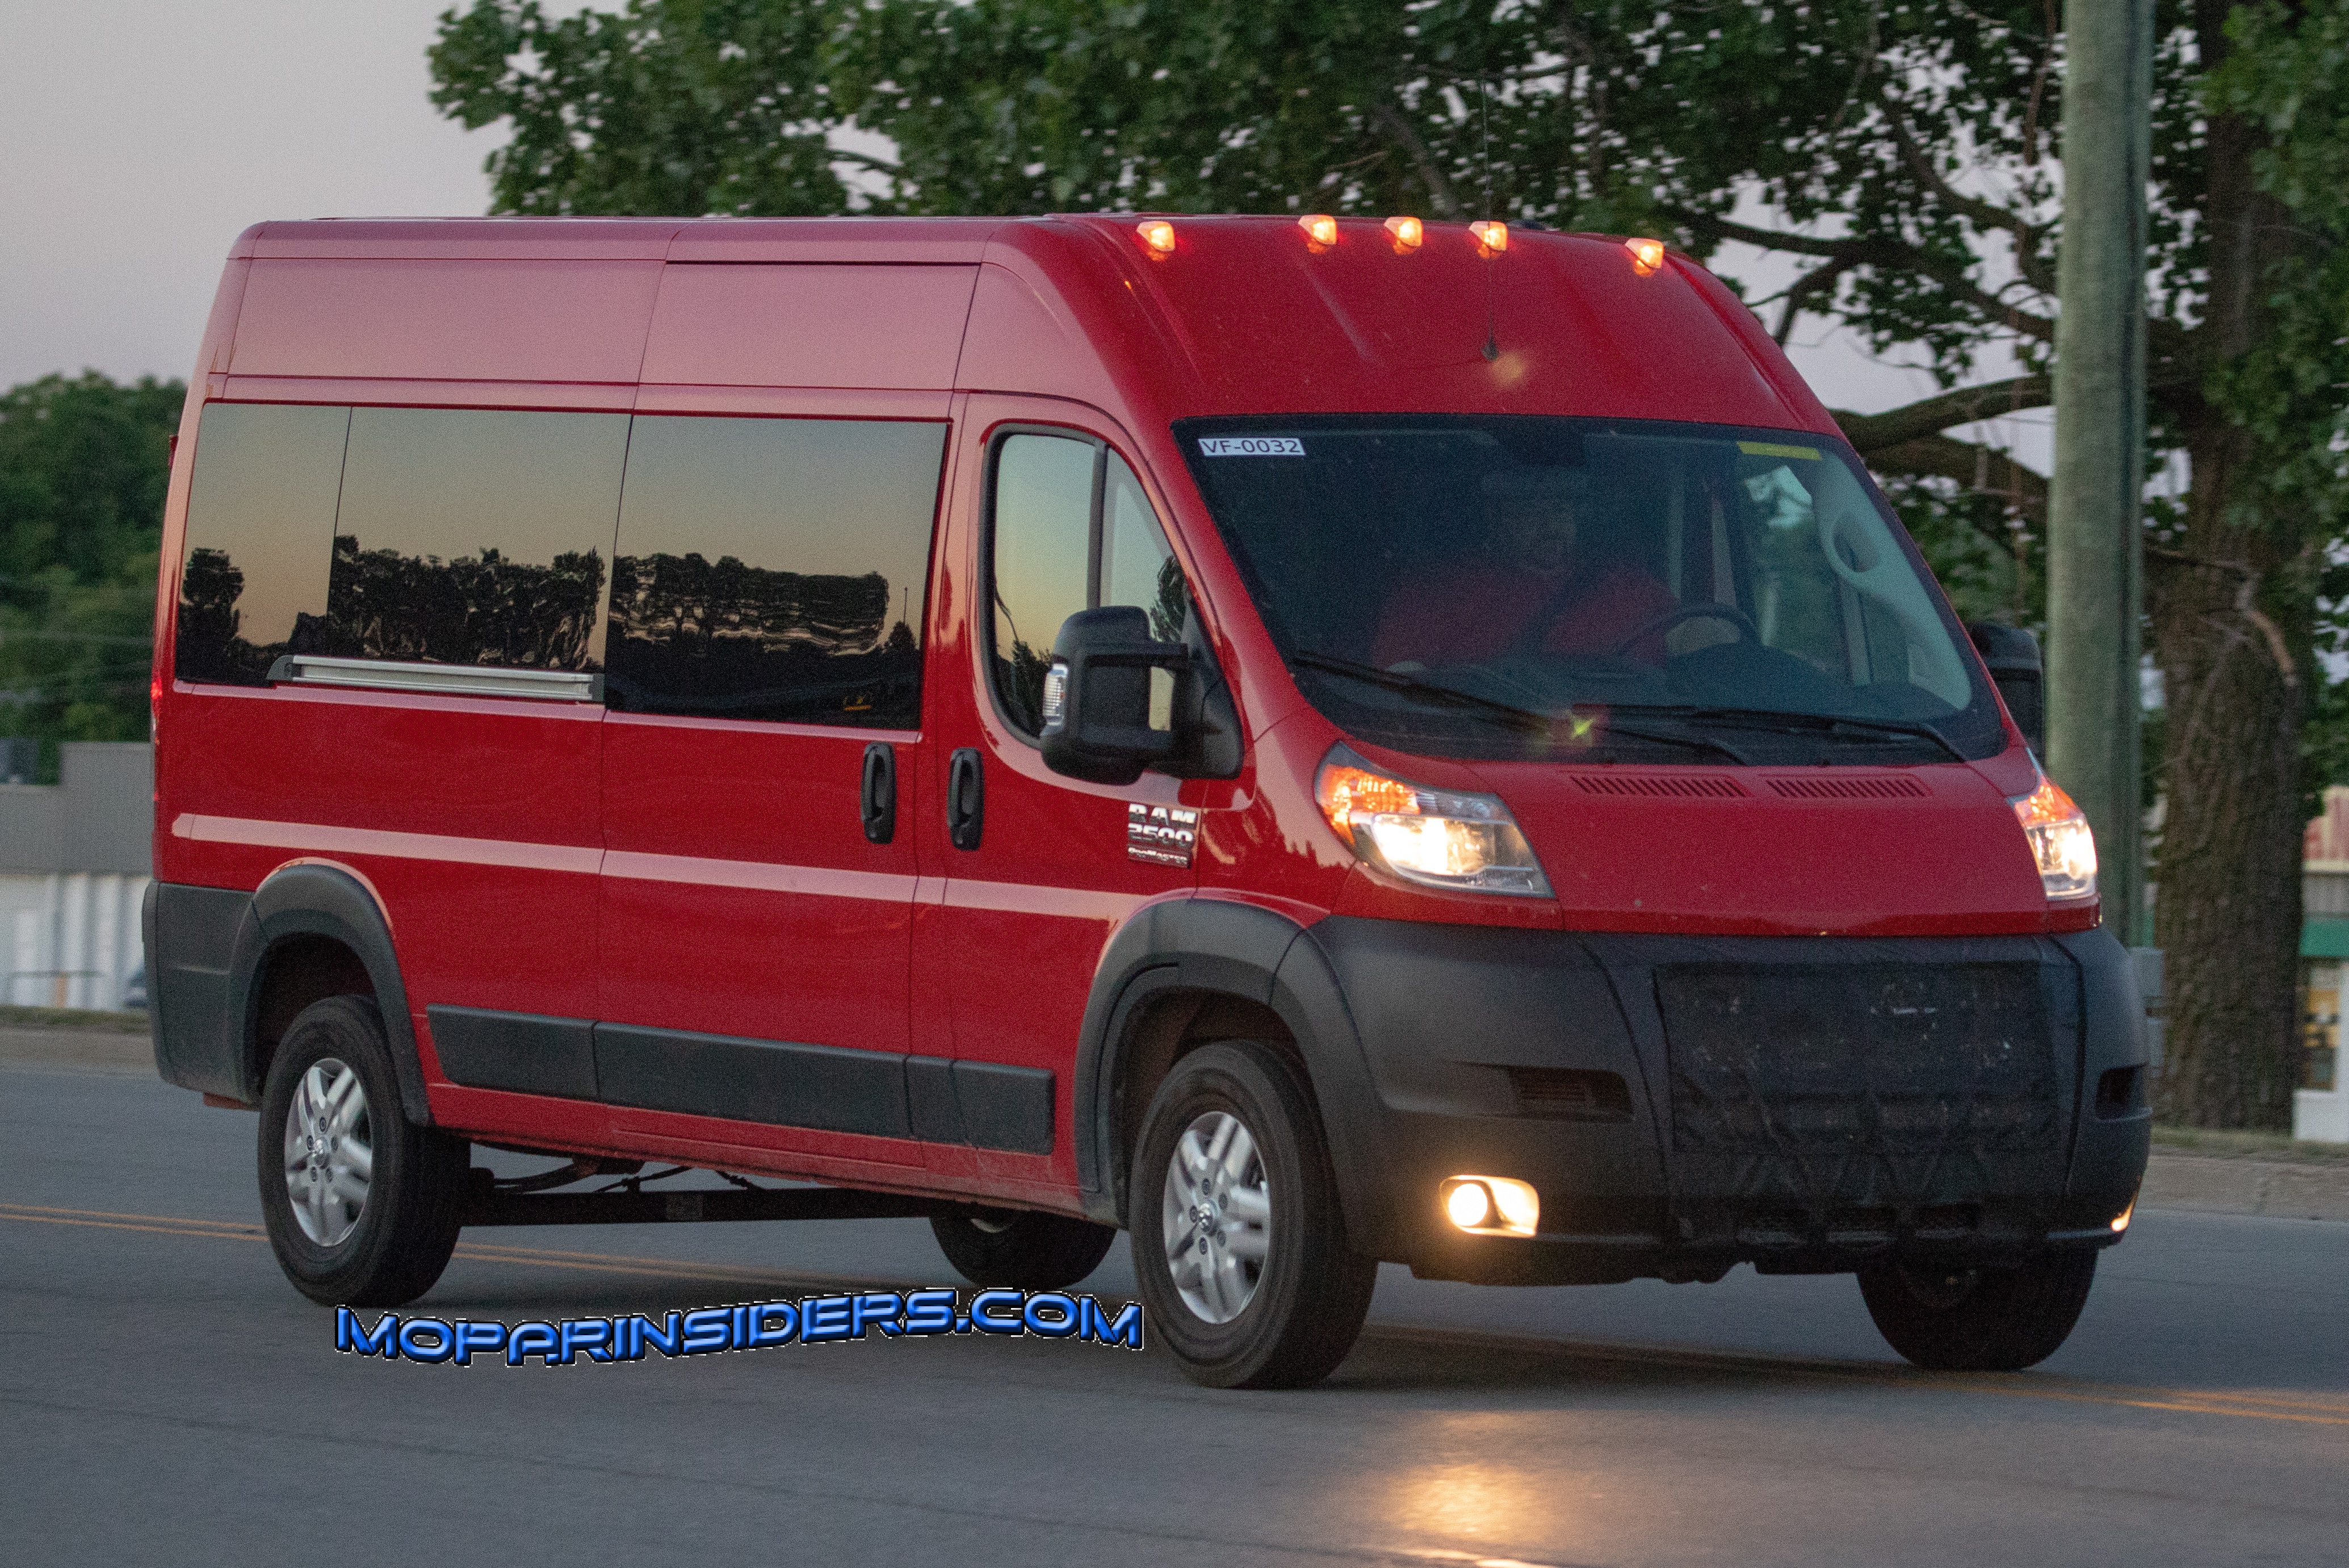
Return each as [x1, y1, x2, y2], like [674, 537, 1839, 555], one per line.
[1609, 602, 1760, 657]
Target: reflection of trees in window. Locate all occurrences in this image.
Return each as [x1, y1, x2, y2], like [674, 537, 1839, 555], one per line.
[177, 547, 328, 684]
[1148, 556, 1190, 643]
[177, 547, 252, 682]
[604, 551, 918, 727]
[320, 535, 606, 670]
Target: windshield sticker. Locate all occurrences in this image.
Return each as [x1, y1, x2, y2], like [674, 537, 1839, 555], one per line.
[1745, 464, 1815, 530]
[1736, 440, 1822, 461]
[1198, 437, 1305, 458]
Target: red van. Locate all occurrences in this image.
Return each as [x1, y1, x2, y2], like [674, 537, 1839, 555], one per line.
[146, 215, 2146, 1387]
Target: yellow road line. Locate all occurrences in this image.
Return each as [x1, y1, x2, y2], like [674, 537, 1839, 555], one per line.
[11, 1202, 2347, 1427]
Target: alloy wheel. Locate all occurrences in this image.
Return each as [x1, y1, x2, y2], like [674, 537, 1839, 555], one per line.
[1160, 1110, 1272, 1323]
[282, 1056, 373, 1247]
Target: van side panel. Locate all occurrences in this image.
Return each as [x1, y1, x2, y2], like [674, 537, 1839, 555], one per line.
[227, 258, 664, 384]
[640, 264, 978, 389]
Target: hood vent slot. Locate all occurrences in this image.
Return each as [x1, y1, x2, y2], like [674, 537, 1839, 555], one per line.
[1764, 774, 1930, 801]
[1570, 773, 1746, 800]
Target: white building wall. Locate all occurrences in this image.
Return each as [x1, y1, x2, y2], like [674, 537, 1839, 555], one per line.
[0, 870, 149, 1011]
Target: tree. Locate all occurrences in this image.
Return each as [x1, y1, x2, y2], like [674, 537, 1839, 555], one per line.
[0, 372, 184, 769]
[430, 0, 2349, 1125]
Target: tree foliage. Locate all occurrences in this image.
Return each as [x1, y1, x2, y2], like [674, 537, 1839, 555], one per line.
[0, 373, 183, 771]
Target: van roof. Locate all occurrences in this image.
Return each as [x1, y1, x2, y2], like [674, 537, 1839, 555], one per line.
[216, 216, 1835, 437]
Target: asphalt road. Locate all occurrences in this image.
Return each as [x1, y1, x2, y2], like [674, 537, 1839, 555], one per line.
[5, 1056, 2344, 1568]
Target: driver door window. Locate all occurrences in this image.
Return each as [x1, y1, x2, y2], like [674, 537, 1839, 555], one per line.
[988, 433, 1188, 736]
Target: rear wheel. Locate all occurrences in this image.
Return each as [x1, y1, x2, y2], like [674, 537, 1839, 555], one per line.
[257, 995, 468, 1307]
[930, 1206, 1116, 1289]
[1858, 1251, 2098, 1371]
[1130, 1041, 1378, 1389]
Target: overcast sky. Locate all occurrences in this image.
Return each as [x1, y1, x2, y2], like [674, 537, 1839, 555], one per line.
[1, 1, 2040, 463]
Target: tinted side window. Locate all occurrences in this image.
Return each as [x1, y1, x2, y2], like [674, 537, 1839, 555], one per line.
[989, 434, 1095, 734]
[988, 437, 1192, 737]
[175, 403, 347, 685]
[324, 408, 627, 670]
[605, 416, 944, 728]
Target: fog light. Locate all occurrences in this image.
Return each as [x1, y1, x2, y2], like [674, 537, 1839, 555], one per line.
[2111, 1200, 2134, 1234]
[1441, 1175, 1539, 1237]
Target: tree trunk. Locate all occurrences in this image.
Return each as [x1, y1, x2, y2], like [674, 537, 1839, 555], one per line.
[2149, 416, 2306, 1128]
[2146, 2, 2309, 1128]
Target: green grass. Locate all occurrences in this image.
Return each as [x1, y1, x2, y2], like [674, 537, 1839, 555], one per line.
[2151, 1123, 2349, 1164]
[0, 1004, 150, 1034]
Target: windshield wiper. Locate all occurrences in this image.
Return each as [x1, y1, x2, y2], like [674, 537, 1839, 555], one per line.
[1289, 651, 1752, 764]
[1618, 704, 1966, 763]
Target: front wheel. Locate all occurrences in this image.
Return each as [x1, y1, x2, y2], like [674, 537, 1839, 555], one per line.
[257, 995, 468, 1307]
[1857, 1251, 2098, 1371]
[1130, 1041, 1377, 1389]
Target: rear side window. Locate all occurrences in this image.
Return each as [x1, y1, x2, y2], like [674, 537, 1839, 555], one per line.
[987, 433, 1188, 736]
[175, 403, 348, 685]
[324, 408, 628, 670]
[604, 416, 944, 728]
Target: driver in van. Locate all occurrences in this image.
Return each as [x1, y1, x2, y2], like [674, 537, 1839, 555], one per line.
[1370, 466, 1679, 670]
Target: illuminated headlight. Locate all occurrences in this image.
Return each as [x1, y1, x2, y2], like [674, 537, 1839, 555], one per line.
[2010, 768, 2098, 902]
[1315, 745, 1551, 897]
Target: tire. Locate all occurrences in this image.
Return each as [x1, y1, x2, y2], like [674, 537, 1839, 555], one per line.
[1130, 1041, 1378, 1389]
[257, 995, 468, 1308]
[930, 1206, 1116, 1289]
[1858, 1250, 2099, 1372]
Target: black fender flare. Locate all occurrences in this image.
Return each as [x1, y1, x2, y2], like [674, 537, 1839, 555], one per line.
[1072, 898, 1387, 1247]
[225, 863, 431, 1124]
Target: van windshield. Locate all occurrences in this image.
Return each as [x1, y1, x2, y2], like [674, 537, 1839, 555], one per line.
[1176, 415, 2003, 766]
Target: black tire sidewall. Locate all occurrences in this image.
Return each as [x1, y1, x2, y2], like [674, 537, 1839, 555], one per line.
[257, 995, 461, 1307]
[1130, 1041, 1370, 1387]
[930, 1206, 1117, 1290]
[1858, 1250, 2098, 1372]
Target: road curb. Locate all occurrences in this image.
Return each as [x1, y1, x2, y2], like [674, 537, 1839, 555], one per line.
[2139, 1153, 2349, 1222]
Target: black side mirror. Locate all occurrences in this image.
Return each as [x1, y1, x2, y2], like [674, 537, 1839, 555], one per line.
[1039, 606, 1191, 785]
[1966, 622, 2043, 754]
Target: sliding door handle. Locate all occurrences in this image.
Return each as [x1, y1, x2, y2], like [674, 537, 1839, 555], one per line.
[860, 742, 897, 845]
[946, 747, 984, 851]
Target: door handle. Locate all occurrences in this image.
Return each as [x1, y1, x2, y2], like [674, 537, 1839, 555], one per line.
[946, 747, 984, 851]
[860, 742, 897, 845]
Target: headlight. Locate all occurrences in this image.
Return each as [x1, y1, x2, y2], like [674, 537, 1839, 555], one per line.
[2011, 768, 2097, 902]
[1314, 745, 1552, 897]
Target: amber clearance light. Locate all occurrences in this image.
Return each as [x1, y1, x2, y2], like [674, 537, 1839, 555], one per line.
[1135, 219, 1177, 254]
[1625, 237, 1667, 275]
[1383, 215, 1424, 251]
[1469, 219, 1509, 254]
[1298, 213, 1339, 248]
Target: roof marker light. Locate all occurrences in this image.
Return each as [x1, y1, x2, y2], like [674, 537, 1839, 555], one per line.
[1626, 237, 1667, 275]
[1470, 220, 1508, 254]
[1298, 213, 1338, 248]
[1136, 219, 1176, 255]
[1383, 215, 1423, 251]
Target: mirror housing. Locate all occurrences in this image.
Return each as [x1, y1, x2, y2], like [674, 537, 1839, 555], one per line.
[1966, 622, 2044, 754]
[1039, 606, 1192, 785]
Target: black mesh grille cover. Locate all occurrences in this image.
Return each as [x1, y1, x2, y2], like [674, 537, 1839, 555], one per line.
[1658, 961, 2064, 1247]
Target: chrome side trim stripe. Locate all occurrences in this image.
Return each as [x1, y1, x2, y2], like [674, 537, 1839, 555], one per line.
[266, 655, 603, 703]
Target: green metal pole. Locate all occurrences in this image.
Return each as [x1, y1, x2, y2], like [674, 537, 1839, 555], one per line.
[2048, 0, 2152, 944]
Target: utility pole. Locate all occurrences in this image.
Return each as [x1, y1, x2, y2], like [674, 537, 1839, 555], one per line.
[2047, 0, 2153, 946]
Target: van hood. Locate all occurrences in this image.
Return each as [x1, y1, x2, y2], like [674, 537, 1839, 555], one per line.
[1466, 760, 2059, 937]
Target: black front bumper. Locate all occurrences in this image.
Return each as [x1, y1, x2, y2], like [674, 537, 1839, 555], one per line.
[1293, 919, 2150, 1285]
